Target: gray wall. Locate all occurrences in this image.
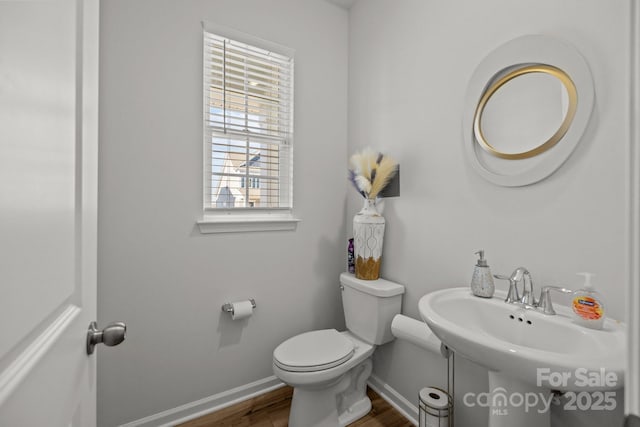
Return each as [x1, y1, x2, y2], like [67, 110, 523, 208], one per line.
[98, 1, 632, 426]
[348, 1, 630, 426]
[97, 1, 348, 425]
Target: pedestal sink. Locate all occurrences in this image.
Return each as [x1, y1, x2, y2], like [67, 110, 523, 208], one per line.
[418, 288, 626, 427]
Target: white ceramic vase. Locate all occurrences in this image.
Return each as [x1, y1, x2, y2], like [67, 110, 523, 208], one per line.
[353, 198, 385, 280]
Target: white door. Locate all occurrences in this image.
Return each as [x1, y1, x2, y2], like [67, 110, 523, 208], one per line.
[0, 0, 101, 426]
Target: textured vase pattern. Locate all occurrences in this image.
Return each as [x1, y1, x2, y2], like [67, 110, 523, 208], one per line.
[471, 267, 495, 298]
[353, 199, 385, 280]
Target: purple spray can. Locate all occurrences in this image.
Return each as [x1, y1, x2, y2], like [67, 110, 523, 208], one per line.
[348, 238, 355, 274]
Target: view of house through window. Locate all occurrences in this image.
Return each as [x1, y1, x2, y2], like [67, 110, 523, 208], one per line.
[203, 28, 294, 210]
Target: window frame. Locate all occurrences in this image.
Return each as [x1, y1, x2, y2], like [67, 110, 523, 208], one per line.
[198, 22, 300, 233]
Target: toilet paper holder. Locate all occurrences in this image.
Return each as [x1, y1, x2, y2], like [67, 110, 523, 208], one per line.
[221, 299, 256, 315]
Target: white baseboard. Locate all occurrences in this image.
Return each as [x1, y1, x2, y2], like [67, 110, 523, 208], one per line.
[118, 373, 419, 427]
[367, 374, 419, 426]
[119, 376, 285, 427]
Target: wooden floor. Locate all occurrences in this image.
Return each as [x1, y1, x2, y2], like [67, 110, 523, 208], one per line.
[177, 385, 413, 427]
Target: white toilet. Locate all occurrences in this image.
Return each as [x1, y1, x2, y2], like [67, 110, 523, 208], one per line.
[272, 272, 405, 427]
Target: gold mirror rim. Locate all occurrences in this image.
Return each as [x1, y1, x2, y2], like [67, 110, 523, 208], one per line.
[473, 64, 578, 160]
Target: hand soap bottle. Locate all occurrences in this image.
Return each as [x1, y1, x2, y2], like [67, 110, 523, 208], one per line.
[471, 250, 495, 298]
[572, 272, 605, 329]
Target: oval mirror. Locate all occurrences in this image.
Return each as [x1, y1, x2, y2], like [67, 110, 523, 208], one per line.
[462, 35, 595, 187]
[473, 64, 577, 160]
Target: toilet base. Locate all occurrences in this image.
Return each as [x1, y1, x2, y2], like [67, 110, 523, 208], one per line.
[288, 358, 373, 427]
[337, 394, 371, 426]
[289, 382, 345, 427]
[337, 357, 373, 426]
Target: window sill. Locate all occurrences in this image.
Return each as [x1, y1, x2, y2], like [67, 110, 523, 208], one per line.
[196, 214, 301, 234]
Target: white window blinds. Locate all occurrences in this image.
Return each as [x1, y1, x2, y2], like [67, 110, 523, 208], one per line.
[203, 27, 294, 210]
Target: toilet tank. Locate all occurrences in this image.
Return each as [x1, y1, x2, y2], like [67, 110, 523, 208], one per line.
[340, 272, 405, 345]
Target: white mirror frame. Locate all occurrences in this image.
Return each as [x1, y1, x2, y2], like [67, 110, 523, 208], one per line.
[462, 35, 595, 187]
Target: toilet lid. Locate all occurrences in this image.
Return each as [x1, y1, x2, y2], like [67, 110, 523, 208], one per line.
[273, 329, 355, 372]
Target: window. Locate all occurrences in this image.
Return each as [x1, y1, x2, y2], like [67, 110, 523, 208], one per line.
[202, 24, 294, 214]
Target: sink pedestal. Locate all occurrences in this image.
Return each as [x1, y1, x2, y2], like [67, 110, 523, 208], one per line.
[488, 371, 551, 427]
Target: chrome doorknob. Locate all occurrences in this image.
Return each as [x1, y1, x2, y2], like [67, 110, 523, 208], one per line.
[86, 321, 126, 355]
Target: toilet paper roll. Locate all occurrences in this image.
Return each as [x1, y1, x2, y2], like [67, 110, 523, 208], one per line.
[420, 387, 449, 409]
[231, 300, 254, 320]
[420, 387, 450, 427]
[391, 314, 441, 354]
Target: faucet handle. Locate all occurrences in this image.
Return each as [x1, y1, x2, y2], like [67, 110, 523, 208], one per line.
[493, 274, 520, 304]
[509, 267, 529, 282]
[538, 286, 573, 315]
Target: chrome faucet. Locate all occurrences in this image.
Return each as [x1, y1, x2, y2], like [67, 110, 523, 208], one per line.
[495, 267, 572, 315]
[538, 286, 573, 315]
[519, 268, 537, 307]
[494, 267, 536, 307]
[493, 273, 520, 303]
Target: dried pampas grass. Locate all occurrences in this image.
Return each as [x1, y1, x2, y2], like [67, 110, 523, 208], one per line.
[348, 149, 398, 199]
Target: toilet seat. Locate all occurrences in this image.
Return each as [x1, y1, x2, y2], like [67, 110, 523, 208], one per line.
[273, 329, 355, 373]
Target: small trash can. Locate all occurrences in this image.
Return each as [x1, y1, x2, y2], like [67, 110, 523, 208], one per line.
[419, 387, 452, 427]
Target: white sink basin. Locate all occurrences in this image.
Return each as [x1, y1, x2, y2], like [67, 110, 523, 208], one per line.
[419, 287, 625, 391]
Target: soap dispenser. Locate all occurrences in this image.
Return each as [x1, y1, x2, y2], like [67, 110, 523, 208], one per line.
[471, 250, 495, 298]
[572, 272, 605, 330]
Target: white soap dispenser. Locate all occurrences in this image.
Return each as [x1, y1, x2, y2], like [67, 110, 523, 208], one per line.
[471, 250, 495, 298]
[572, 272, 605, 330]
